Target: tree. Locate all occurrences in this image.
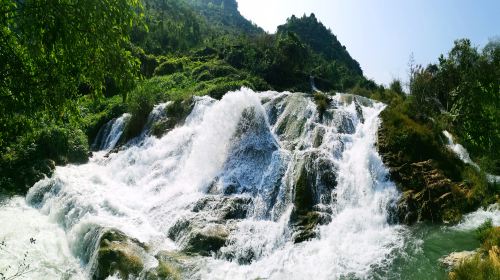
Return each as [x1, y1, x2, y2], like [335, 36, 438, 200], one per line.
[389, 79, 404, 95]
[0, 0, 143, 117]
[0, 0, 143, 150]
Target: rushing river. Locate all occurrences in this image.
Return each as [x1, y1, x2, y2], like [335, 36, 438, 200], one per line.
[0, 89, 497, 279]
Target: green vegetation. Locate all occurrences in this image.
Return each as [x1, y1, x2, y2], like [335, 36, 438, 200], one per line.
[407, 39, 500, 174]
[449, 220, 500, 280]
[0, 0, 497, 230]
[371, 39, 500, 224]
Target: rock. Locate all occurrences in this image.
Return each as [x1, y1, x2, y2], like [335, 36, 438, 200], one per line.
[183, 224, 229, 256]
[168, 214, 233, 257]
[151, 100, 194, 138]
[293, 151, 337, 213]
[93, 229, 147, 280]
[290, 151, 336, 242]
[312, 126, 325, 148]
[391, 160, 468, 224]
[440, 251, 476, 269]
[192, 196, 252, 220]
[291, 211, 332, 243]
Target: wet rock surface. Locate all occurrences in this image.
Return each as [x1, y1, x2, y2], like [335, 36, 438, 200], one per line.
[377, 112, 478, 224]
[93, 229, 148, 280]
[290, 150, 336, 242]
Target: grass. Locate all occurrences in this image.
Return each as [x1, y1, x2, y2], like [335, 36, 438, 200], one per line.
[449, 221, 500, 279]
[123, 56, 269, 140]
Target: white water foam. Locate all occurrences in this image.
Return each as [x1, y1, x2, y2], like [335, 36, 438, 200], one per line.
[0, 197, 85, 280]
[2, 88, 404, 279]
[443, 130, 500, 183]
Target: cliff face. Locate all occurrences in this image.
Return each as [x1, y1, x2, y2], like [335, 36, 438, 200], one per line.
[377, 106, 494, 224]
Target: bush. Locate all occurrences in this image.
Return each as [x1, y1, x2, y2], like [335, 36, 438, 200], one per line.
[313, 92, 330, 118]
[0, 125, 89, 194]
[476, 219, 494, 243]
[125, 81, 167, 140]
[154, 60, 184, 76]
[450, 223, 500, 279]
[450, 255, 500, 280]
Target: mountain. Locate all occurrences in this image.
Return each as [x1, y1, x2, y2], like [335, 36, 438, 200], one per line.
[277, 14, 363, 76]
[182, 0, 264, 35]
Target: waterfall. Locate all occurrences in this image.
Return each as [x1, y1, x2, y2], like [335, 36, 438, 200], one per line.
[443, 130, 500, 183]
[92, 113, 131, 151]
[0, 88, 404, 279]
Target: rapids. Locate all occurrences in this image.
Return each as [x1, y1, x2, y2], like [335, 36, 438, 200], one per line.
[0, 88, 495, 279]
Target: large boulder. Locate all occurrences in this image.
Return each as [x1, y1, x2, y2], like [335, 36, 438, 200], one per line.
[376, 109, 489, 224]
[93, 229, 147, 280]
[393, 160, 469, 224]
[440, 251, 476, 269]
[168, 195, 252, 256]
[290, 151, 336, 242]
[168, 216, 232, 257]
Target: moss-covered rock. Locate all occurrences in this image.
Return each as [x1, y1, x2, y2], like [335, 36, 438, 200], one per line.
[168, 215, 232, 257]
[93, 229, 147, 280]
[290, 151, 336, 242]
[377, 104, 495, 224]
[183, 224, 229, 256]
[448, 224, 500, 280]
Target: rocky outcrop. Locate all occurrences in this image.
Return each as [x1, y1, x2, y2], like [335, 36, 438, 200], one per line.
[392, 160, 469, 224]
[93, 229, 148, 280]
[145, 251, 201, 280]
[440, 251, 476, 268]
[377, 109, 482, 224]
[290, 151, 336, 242]
[168, 195, 252, 256]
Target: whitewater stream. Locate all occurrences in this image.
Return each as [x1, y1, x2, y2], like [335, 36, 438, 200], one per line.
[0, 89, 497, 279]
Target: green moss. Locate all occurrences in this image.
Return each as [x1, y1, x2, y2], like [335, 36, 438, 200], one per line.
[156, 261, 181, 280]
[0, 125, 89, 194]
[155, 60, 184, 76]
[294, 163, 314, 213]
[94, 230, 147, 280]
[313, 92, 330, 118]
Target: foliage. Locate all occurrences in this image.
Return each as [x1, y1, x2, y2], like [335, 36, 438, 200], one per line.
[133, 0, 207, 54]
[408, 39, 500, 174]
[450, 254, 500, 280]
[450, 222, 500, 280]
[389, 79, 405, 95]
[313, 92, 330, 117]
[0, 0, 144, 180]
[277, 14, 362, 75]
[0, 125, 89, 193]
[124, 55, 268, 139]
[182, 0, 263, 36]
[476, 219, 494, 244]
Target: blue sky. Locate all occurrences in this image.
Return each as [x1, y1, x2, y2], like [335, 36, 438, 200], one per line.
[236, 0, 500, 85]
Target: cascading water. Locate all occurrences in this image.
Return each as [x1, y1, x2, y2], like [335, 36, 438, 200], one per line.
[443, 130, 500, 184]
[92, 113, 132, 151]
[0, 88, 405, 280]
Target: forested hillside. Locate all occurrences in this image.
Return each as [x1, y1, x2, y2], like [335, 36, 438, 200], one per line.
[0, 0, 498, 214]
[1, 1, 499, 279]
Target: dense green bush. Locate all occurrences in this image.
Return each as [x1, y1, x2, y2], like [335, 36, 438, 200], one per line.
[154, 60, 184, 76]
[0, 125, 89, 194]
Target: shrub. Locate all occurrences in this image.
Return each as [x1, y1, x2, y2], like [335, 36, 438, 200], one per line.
[0, 125, 89, 193]
[313, 92, 330, 118]
[450, 255, 500, 280]
[154, 60, 184, 76]
[125, 81, 167, 140]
